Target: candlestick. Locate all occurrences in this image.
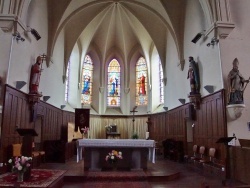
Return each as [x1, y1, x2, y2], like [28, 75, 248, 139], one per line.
[146, 132, 149, 139]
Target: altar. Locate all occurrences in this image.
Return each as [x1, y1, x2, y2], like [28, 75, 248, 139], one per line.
[76, 139, 155, 171]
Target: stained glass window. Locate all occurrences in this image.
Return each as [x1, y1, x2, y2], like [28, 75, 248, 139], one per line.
[159, 60, 164, 104]
[81, 55, 93, 105]
[64, 59, 70, 102]
[136, 57, 148, 105]
[107, 59, 120, 107]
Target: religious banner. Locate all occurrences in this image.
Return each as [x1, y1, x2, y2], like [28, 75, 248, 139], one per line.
[75, 108, 90, 133]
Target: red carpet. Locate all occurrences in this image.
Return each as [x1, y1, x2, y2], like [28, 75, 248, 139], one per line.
[85, 170, 147, 181]
[0, 169, 66, 187]
[79, 181, 151, 188]
[64, 170, 151, 188]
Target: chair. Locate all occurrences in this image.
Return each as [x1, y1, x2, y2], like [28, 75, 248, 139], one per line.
[169, 141, 184, 162]
[200, 148, 216, 164]
[11, 143, 40, 167]
[32, 142, 46, 163]
[31, 151, 40, 167]
[190, 145, 198, 160]
[155, 141, 163, 158]
[162, 139, 175, 159]
[191, 145, 205, 162]
[12, 144, 22, 157]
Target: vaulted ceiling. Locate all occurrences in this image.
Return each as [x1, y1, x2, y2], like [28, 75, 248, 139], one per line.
[47, 0, 186, 71]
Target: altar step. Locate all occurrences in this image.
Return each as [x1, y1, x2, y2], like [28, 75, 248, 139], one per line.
[146, 171, 181, 182]
[63, 170, 181, 183]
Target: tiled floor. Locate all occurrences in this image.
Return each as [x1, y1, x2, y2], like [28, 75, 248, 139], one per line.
[38, 155, 248, 188]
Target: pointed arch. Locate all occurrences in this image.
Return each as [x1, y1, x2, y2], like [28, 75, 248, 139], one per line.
[159, 59, 164, 104]
[136, 57, 148, 106]
[81, 55, 94, 105]
[65, 57, 71, 102]
[107, 59, 121, 107]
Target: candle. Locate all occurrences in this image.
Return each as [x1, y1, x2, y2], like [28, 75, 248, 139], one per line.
[146, 132, 149, 139]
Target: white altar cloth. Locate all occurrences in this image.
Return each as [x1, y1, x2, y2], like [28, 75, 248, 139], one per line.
[76, 139, 155, 163]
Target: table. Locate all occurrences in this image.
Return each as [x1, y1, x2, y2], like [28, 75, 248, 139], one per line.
[76, 139, 155, 171]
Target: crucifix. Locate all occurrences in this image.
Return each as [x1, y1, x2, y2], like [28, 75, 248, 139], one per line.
[130, 106, 138, 133]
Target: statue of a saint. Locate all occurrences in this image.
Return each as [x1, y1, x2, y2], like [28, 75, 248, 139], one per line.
[29, 56, 43, 94]
[227, 58, 249, 104]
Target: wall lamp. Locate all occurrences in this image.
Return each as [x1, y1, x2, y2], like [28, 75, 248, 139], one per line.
[13, 32, 25, 42]
[43, 96, 50, 102]
[207, 37, 219, 47]
[178, 98, 186, 105]
[163, 107, 168, 111]
[27, 27, 41, 40]
[191, 30, 206, 43]
[61, 105, 66, 109]
[16, 81, 26, 89]
[204, 85, 214, 94]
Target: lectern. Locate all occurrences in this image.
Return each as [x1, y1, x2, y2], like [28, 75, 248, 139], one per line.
[16, 129, 38, 156]
[16, 128, 38, 180]
[216, 136, 235, 185]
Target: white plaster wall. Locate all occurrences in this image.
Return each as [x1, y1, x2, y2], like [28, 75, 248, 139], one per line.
[151, 46, 162, 112]
[221, 0, 250, 143]
[66, 44, 81, 111]
[0, 33, 12, 81]
[2, 0, 48, 95]
[164, 0, 223, 110]
[45, 31, 66, 109]
[89, 51, 101, 114]
[165, 33, 184, 110]
[183, 0, 223, 99]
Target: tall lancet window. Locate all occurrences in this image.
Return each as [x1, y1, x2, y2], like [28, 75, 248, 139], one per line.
[159, 60, 164, 104]
[81, 55, 93, 105]
[136, 57, 148, 105]
[64, 58, 71, 102]
[107, 59, 120, 107]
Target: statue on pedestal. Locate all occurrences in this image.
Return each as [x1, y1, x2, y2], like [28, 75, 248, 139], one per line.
[227, 58, 249, 104]
[29, 56, 43, 95]
[187, 56, 200, 95]
[187, 56, 201, 109]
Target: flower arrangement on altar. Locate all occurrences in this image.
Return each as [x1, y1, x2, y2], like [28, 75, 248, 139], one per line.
[105, 125, 112, 133]
[8, 156, 32, 173]
[81, 126, 89, 134]
[105, 150, 123, 164]
[81, 126, 89, 138]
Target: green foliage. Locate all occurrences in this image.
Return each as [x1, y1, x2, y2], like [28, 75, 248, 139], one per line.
[132, 133, 139, 139]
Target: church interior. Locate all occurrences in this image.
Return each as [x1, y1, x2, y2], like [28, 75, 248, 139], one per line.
[1, 0, 250, 187]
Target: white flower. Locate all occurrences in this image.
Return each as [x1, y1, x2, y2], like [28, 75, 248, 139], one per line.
[111, 156, 115, 160]
[17, 166, 23, 171]
[8, 159, 12, 163]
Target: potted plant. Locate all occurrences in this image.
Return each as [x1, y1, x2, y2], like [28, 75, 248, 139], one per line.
[132, 133, 139, 139]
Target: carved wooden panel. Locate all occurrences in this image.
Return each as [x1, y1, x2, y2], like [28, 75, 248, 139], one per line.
[149, 90, 227, 162]
[0, 85, 227, 164]
[0, 85, 74, 162]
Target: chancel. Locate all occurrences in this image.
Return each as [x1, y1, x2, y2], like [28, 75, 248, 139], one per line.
[1, 1, 250, 187]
